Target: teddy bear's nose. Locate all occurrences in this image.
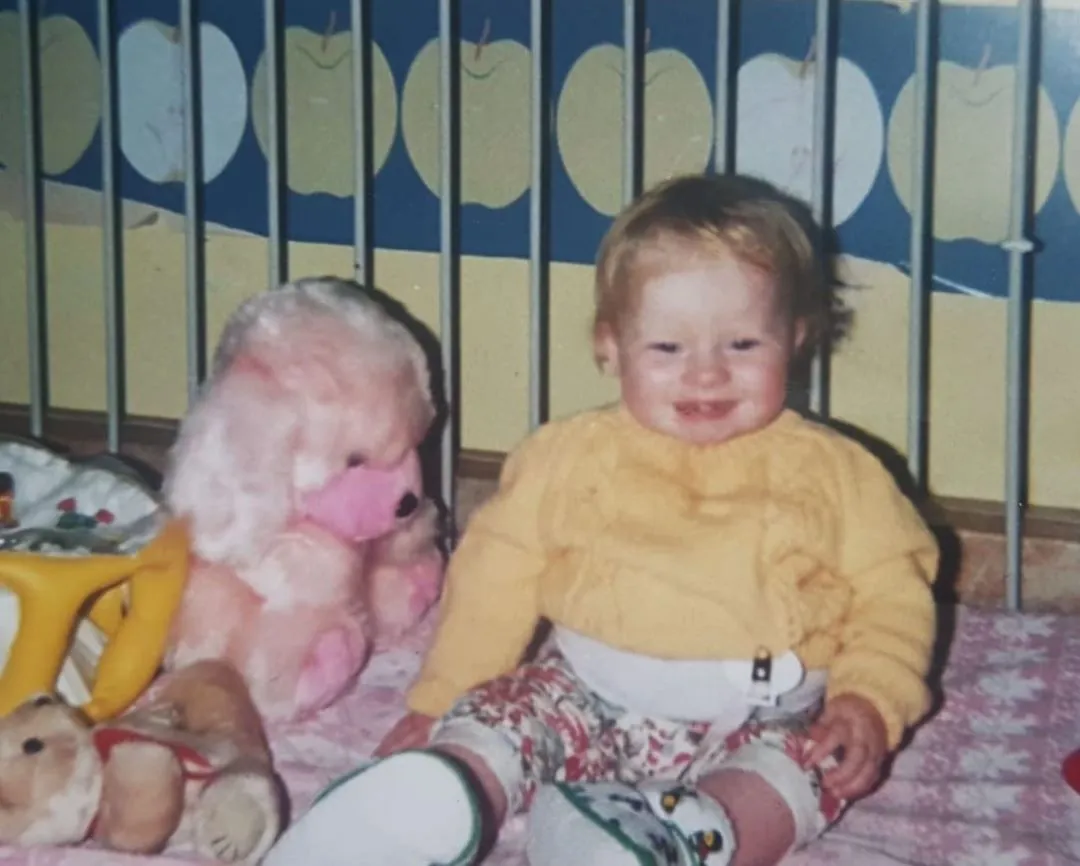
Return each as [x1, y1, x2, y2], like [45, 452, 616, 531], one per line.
[22, 738, 44, 755]
[396, 492, 419, 518]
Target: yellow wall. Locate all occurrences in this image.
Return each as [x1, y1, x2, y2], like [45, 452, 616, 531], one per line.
[0, 191, 1077, 509]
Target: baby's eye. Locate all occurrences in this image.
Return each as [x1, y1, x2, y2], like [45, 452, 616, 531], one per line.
[647, 342, 680, 354]
[730, 338, 761, 352]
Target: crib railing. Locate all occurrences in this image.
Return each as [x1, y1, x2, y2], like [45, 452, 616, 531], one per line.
[9, 0, 1043, 610]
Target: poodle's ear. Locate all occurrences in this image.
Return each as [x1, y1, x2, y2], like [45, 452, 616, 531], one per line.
[164, 359, 300, 567]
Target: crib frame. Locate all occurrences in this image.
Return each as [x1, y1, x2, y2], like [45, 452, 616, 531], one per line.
[11, 0, 1042, 609]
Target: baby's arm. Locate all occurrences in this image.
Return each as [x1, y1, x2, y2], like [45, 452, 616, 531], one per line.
[823, 444, 941, 754]
[404, 421, 568, 720]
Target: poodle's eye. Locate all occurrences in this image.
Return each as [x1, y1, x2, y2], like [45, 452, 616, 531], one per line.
[21, 738, 44, 756]
[31, 695, 53, 707]
[345, 452, 365, 469]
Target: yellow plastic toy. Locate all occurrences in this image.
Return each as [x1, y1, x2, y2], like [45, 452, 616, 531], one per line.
[0, 438, 189, 722]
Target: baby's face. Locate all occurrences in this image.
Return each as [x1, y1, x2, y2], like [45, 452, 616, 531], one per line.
[598, 248, 801, 446]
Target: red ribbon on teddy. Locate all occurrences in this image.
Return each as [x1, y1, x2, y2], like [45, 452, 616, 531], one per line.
[83, 727, 218, 841]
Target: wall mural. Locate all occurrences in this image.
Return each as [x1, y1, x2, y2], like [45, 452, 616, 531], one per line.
[1, 0, 1080, 303]
[118, 20, 248, 184]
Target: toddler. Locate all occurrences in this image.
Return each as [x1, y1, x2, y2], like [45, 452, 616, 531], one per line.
[264, 173, 940, 866]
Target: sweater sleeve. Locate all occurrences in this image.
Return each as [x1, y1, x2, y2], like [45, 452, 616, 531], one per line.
[405, 421, 567, 718]
[826, 442, 941, 750]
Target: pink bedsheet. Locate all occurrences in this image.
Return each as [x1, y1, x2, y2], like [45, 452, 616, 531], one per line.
[0, 606, 1073, 865]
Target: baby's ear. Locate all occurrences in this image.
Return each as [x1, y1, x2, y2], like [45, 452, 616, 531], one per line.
[164, 360, 300, 567]
[593, 324, 620, 377]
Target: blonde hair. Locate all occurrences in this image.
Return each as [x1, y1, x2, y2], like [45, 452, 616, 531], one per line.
[593, 173, 838, 362]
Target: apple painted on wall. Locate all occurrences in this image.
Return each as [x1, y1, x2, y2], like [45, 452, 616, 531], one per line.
[888, 60, 1060, 244]
[557, 44, 713, 217]
[251, 18, 398, 198]
[402, 32, 531, 209]
[0, 11, 101, 176]
[735, 53, 883, 227]
[1058, 95, 1080, 216]
[117, 19, 247, 185]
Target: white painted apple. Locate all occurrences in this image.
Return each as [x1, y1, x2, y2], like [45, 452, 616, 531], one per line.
[734, 53, 883, 227]
[0, 11, 101, 175]
[402, 31, 531, 208]
[117, 19, 247, 184]
[888, 60, 1060, 243]
[1063, 97, 1080, 214]
[251, 16, 397, 198]
[556, 44, 713, 217]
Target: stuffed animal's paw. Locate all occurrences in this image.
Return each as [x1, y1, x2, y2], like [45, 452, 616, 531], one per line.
[193, 770, 282, 864]
[293, 625, 370, 717]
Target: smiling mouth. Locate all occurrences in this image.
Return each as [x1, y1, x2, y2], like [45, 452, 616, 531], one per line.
[674, 400, 736, 420]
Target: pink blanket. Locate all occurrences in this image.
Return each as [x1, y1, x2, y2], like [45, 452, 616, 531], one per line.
[0, 606, 1074, 865]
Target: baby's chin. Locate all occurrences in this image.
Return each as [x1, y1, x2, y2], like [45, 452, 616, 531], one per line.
[653, 416, 744, 447]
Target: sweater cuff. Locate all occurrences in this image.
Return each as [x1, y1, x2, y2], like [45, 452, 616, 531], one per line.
[825, 676, 929, 751]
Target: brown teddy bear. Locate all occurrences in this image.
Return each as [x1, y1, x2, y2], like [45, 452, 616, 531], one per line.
[0, 658, 287, 863]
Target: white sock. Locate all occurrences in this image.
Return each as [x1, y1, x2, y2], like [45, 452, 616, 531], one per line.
[262, 751, 481, 866]
[639, 782, 737, 866]
[527, 780, 736, 866]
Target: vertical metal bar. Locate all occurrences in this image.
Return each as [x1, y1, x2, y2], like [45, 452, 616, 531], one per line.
[1004, 0, 1038, 611]
[809, 0, 836, 417]
[528, 0, 549, 430]
[180, 0, 205, 404]
[713, 0, 736, 174]
[99, 0, 123, 451]
[18, 0, 47, 438]
[622, 0, 642, 205]
[439, 0, 460, 534]
[265, 0, 286, 288]
[906, 0, 937, 488]
[351, 0, 373, 285]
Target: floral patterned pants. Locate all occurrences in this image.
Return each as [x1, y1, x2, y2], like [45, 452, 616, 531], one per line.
[430, 646, 846, 848]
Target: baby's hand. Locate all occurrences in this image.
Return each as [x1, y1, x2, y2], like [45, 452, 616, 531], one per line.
[375, 711, 436, 757]
[806, 694, 888, 800]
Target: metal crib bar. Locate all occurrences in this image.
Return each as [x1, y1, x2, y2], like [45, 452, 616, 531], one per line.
[809, 0, 836, 418]
[18, 0, 47, 439]
[528, 0, 550, 430]
[713, 0, 736, 174]
[622, 0, 643, 205]
[98, 0, 124, 452]
[439, 0, 461, 532]
[906, 0, 937, 489]
[1004, 0, 1039, 611]
[180, 0, 206, 403]
[265, 0, 286, 288]
[351, 0, 373, 286]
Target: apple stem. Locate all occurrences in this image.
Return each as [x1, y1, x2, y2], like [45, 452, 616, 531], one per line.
[323, 9, 337, 53]
[474, 17, 491, 62]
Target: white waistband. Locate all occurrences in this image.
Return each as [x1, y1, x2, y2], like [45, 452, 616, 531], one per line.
[553, 627, 826, 725]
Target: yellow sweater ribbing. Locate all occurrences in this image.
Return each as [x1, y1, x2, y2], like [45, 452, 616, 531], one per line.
[407, 406, 940, 748]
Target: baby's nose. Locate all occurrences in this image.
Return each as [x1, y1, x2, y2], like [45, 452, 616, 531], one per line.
[687, 359, 729, 384]
[396, 492, 420, 518]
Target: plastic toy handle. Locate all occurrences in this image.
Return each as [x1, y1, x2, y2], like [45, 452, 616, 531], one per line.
[81, 519, 189, 722]
[0, 582, 85, 716]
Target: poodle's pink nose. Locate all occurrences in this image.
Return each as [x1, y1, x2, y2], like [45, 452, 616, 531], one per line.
[396, 492, 419, 518]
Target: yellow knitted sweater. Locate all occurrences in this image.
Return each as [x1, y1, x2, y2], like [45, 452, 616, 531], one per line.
[408, 405, 940, 748]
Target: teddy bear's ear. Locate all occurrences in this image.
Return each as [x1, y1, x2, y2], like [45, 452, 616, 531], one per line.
[164, 359, 301, 567]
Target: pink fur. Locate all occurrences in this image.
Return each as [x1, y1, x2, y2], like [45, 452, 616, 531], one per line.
[163, 277, 446, 722]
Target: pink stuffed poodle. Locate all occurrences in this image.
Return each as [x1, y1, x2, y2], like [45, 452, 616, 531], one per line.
[163, 277, 446, 722]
